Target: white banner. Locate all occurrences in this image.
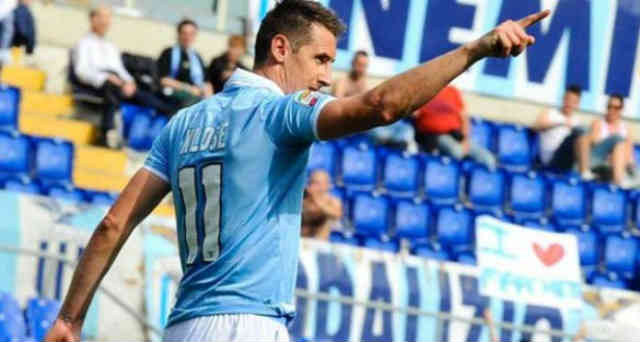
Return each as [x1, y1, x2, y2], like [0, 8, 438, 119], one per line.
[476, 216, 582, 308]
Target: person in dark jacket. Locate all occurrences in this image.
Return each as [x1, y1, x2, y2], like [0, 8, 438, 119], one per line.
[207, 35, 247, 93]
[11, 0, 35, 56]
[157, 18, 211, 108]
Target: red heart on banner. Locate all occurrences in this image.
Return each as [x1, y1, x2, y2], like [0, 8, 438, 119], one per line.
[532, 243, 565, 267]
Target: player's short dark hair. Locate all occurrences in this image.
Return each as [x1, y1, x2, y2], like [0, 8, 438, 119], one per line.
[353, 50, 368, 60]
[254, 0, 346, 68]
[177, 19, 198, 33]
[609, 93, 625, 108]
[566, 85, 582, 96]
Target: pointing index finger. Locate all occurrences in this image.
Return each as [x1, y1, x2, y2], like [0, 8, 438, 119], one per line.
[517, 9, 551, 29]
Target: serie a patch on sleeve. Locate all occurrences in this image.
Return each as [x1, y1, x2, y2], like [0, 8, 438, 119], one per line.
[295, 90, 319, 107]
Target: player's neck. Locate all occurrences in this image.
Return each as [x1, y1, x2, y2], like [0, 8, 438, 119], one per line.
[254, 65, 288, 94]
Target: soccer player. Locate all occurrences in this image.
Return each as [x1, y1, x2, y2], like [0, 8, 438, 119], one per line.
[45, 1, 548, 341]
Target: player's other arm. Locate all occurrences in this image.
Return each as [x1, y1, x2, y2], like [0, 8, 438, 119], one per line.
[45, 169, 170, 342]
[316, 10, 550, 140]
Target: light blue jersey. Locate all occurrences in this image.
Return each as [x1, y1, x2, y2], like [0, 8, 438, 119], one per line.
[144, 69, 334, 327]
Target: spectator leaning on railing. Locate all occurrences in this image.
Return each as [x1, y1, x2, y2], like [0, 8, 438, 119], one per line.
[157, 18, 212, 109]
[302, 170, 343, 241]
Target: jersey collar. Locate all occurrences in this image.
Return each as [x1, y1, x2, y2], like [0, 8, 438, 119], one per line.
[225, 68, 285, 96]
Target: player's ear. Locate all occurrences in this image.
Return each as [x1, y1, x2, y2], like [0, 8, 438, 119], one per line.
[270, 34, 290, 64]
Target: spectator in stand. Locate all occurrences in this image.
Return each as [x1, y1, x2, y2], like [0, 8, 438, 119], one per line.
[533, 85, 584, 172]
[10, 0, 36, 61]
[207, 35, 247, 93]
[332, 50, 369, 97]
[72, 5, 174, 148]
[301, 170, 343, 240]
[0, 0, 16, 67]
[414, 85, 496, 169]
[157, 19, 211, 109]
[577, 94, 637, 187]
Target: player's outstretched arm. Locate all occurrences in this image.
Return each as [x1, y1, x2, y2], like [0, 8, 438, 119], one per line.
[316, 10, 550, 140]
[44, 169, 170, 342]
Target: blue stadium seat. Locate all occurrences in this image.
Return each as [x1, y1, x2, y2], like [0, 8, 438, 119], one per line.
[341, 146, 377, 191]
[467, 166, 505, 213]
[604, 235, 638, 279]
[0, 131, 31, 180]
[411, 242, 451, 261]
[308, 142, 339, 176]
[456, 252, 476, 266]
[127, 112, 153, 151]
[634, 145, 640, 170]
[591, 186, 627, 234]
[470, 118, 494, 152]
[120, 103, 154, 139]
[497, 125, 532, 172]
[34, 138, 73, 184]
[550, 179, 586, 229]
[26, 298, 61, 341]
[394, 201, 430, 239]
[382, 153, 420, 198]
[351, 194, 389, 238]
[148, 115, 169, 144]
[361, 237, 399, 253]
[565, 229, 599, 269]
[0, 86, 21, 130]
[424, 156, 460, 205]
[0, 292, 26, 341]
[435, 205, 473, 253]
[509, 172, 546, 221]
[4, 177, 41, 195]
[89, 191, 117, 206]
[48, 186, 86, 203]
[590, 273, 627, 290]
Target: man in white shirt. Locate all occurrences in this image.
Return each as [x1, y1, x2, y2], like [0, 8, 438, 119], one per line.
[0, 0, 17, 66]
[72, 5, 174, 148]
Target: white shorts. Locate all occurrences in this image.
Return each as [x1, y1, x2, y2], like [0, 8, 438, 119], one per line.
[162, 314, 290, 342]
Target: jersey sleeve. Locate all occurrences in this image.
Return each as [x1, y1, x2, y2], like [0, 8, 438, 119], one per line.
[264, 90, 335, 146]
[144, 121, 172, 183]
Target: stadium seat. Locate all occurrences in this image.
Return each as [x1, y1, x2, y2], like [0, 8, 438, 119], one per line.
[394, 201, 431, 239]
[411, 242, 451, 261]
[121, 103, 155, 139]
[565, 229, 599, 269]
[603, 235, 638, 279]
[508, 172, 546, 221]
[89, 191, 117, 206]
[456, 252, 476, 266]
[48, 186, 86, 203]
[4, 177, 41, 194]
[591, 186, 627, 234]
[341, 146, 377, 191]
[127, 112, 153, 151]
[148, 115, 169, 144]
[423, 156, 460, 205]
[382, 153, 419, 198]
[470, 118, 494, 152]
[550, 179, 586, 229]
[497, 124, 532, 172]
[361, 237, 399, 253]
[0, 86, 20, 129]
[467, 166, 505, 213]
[590, 273, 627, 290]
[34, 138, 73, 184]
[435, 205, 473, 253]
[522, 218, 555, 232]
[351, 194, 389, 238]
[0, 292, 26, 341]
[0, 131, 31, 180]
[26, 298, 61, 341]
[308, 142, 339, 176]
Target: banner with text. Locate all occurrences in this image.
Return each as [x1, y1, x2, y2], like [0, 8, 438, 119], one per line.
[476, 216, 583, 308]
[250, 0, 640, 117]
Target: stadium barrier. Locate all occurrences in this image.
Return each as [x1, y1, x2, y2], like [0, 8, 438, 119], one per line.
[0, 191, 638, 341]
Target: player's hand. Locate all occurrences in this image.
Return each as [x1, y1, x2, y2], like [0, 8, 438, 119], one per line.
[122, 82, 137, 98]
[44, 319, 81, 342]
[472, 10, 550, 59]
